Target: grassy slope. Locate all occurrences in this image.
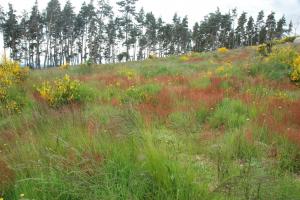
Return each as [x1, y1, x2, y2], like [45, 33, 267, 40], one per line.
[1, 45, 300, 200]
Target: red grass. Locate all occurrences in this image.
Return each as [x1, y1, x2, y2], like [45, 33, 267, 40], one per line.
[174, 77, 225, 109]
[0, 159, 15, 189]
[258, 98, 300, 146]
[138, 88, 174, 123]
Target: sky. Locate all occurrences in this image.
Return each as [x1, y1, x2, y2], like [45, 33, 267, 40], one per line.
[1, 0, 300, 55]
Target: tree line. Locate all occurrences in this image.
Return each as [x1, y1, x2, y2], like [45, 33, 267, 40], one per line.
[0, 0, 293, 68]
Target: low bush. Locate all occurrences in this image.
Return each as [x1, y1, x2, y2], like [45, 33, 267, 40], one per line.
[290, 55, 300, 81]
[179, 55, 190, 62]
[251, 46, 300, 81]
[37, 74, 82, 107]
[217, 47, 229, 54]
[0, 58, 29, 114]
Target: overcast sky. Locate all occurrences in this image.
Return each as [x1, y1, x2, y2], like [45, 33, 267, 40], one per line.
[1, 0, 300, 55]
[1, 0, 300, 24]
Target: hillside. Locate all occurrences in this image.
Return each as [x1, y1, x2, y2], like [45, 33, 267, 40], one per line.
[1, 44, 300, 200]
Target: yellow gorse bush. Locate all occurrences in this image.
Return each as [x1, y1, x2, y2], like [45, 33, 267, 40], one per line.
[267, 47, 298, 67]
[0, 58, 29, 114]
[217, 47, 229, 54]
[37, 74, 81, 107]
[179, 55, 190, 62]
[291, 56, 300, 81]
[262, 46, 300, 82]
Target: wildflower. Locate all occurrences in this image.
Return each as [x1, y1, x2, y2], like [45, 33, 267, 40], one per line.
[179, 55, 190, 62]
[217, 47, 229, 54]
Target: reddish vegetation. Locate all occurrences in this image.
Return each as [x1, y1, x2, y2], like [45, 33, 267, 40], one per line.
[175, 77, 225, 108]
[225, 50, 251, 63]
[151, 75, 189, 86]
[258, 98, 300, 146]
[245, 130, 254, 144]
[138, 88, 174, 124]
[0, 159, 15, 190]
[187, 57, 205, 63]
[63, 148, 103, 175]
[248, 76, 298, 91]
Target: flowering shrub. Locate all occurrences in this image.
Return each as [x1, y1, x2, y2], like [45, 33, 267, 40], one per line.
[0, 58, 29, 114]
[37, 74, 81, 107]
[267, 47, 298, 67]
[217, 47, 229, 54]
[179, 55, 190, 62]
[291, 56, 300, 81]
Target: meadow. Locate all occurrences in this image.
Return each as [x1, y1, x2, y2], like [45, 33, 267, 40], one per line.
[1, 43, 300, 200]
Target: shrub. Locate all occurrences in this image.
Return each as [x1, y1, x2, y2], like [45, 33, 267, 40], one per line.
[0, 58, 29, 114]
[217, 47, 229, 54]
[267, 46, 298, 67]
[179, 55, 190, 62]
[290, 56, 300, 81]
[252, 46, 299, 81]
[37, 74, 81, 107]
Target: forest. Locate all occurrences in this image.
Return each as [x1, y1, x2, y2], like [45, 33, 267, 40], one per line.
[0, 0, 293, 68]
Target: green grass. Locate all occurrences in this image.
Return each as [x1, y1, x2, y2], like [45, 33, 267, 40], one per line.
[1, 44, 300, 200]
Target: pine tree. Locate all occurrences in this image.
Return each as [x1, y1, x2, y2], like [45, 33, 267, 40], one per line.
[275, 16, 286, 39]
[3, 4, 21, 60]
[192, 22, 200, 51]
[265, 12, 276, 42]
[219, 13, 232, 48]
[74, 2, 91, 64]
[246, 16, 255, 46]
[116, 0, 138, 61]
[62, 0, 75, 64]
[145, 12, 157, 56]
[0, 5, 5, 38]
[44, 0, 62, 67]
[255, 11, 265, 44]
[136, 8, 145, 60]
[179, 16, 191, 53]
[19, 11, 30, 66]
[105, 18, 117, 63]
[28, 0, 44, 68]
[156, 17, 164, 57]
[235, 12, 247, 47]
